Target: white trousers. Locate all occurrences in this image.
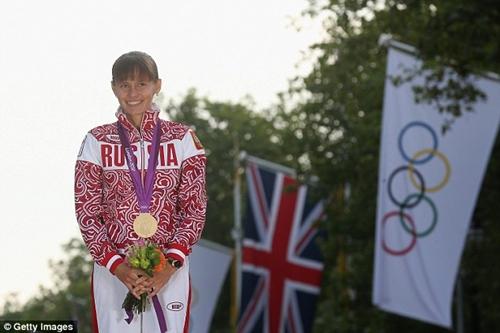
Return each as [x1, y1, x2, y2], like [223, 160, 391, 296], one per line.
[91, 259, 191, 333]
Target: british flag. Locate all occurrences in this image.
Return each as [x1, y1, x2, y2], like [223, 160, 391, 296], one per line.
[237, 159, 325, 333]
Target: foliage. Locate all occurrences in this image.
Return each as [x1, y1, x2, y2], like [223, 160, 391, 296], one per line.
[282, 0, 500, 331]
[306, 0, 500, 123]
[163, 89, 296, 247]
[122, 241, 167, 315]
[461, 134, 500, 333]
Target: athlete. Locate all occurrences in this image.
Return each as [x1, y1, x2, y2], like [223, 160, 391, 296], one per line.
[75, 51, 207, 332]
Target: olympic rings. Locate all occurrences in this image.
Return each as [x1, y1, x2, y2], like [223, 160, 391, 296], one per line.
[382, 211, 417, 256]
[398, 121, 438, 164]
[388, 165, 426, 209]
[408, 148, 451, 193]
[399, 193, 438, 237]
[381, 121, 451, 256]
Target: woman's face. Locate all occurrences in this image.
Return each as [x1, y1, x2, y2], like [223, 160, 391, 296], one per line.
[112, 74, 161, 121]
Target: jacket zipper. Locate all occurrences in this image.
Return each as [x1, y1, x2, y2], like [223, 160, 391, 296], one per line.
[139, 129, 145, 186]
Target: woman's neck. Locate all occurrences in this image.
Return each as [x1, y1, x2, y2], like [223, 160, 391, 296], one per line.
[126, 113, 143, 130]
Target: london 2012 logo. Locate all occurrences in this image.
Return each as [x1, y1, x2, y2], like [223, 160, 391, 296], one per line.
[382, 121, 452, 256]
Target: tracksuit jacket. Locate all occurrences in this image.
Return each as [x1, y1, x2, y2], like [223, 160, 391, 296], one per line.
[74, 104, 207, 273]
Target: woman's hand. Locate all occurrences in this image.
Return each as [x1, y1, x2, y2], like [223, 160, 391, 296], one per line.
[144, 265, 177, 298]
[114, 263, 149, 299]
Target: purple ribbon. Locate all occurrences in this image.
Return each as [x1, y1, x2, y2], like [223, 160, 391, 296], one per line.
[125, 309, 133, 324]
[123, 296, 167, 332]
[116, 121, 162, 213]
[152, 295, 168, 332]
[118, 121, 168, 331]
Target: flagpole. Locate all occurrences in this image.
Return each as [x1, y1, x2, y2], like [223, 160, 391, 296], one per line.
[230, 149, 245, 331]
[455, 269, 464, 333]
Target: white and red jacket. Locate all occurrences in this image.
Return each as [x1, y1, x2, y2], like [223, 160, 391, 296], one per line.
[75, 104, 207, 273]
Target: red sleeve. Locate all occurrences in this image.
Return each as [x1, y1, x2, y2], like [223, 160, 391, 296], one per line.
[166, 132, 207, 264]
[74, 134, 123, 273]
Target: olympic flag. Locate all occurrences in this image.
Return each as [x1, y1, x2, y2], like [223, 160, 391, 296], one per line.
[373, 45, 500, 327]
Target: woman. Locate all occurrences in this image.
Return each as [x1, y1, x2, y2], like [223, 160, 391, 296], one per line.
[75, 51, 207, 332]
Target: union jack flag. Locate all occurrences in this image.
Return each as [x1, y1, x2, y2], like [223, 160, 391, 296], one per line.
[237, 159, 325, 333]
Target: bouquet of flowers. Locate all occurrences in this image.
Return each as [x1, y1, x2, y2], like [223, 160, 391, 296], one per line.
[122, 240, 167, 314]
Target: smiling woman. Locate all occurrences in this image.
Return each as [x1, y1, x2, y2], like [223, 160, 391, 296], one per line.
[74, 51, 208, 332]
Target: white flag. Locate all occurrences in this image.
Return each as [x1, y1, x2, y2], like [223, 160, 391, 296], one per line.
[189, 239, 233, 333]
[373, 45, 500, 327]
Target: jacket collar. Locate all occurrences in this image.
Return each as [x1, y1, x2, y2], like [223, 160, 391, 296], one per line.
[115, 103, 160, 133]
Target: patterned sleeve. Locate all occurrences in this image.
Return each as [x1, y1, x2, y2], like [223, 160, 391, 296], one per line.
[74, 132, 123, 273]
[165, 129, 207, 264]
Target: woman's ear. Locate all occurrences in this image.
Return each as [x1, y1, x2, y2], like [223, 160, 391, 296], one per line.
[155, 79, 162, 94]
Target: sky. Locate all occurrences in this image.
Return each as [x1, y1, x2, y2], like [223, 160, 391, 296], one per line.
[0, 0, 323, 305]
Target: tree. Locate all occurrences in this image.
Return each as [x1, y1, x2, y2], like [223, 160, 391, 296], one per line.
[278, 0, 500, 331]
[162, 89, 297, 247]
[305, 0, 500, 123]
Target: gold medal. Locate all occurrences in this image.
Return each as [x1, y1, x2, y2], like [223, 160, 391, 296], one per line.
[133, 213, 158, 238]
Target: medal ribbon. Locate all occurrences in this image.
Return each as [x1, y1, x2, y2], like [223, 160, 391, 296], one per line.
[116, 120, 162, 213]
[118, 120, 167, 332]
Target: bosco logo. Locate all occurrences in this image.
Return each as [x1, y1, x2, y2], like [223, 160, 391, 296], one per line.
[167, 301, 184, 311]
[106, 134, 121, 142]
[382, 121, 452, 256]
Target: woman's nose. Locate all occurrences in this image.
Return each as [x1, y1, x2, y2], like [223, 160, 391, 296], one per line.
[128, 85, 139, 97]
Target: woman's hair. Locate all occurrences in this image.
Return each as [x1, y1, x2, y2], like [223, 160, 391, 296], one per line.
[112, 51, 159, 83]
